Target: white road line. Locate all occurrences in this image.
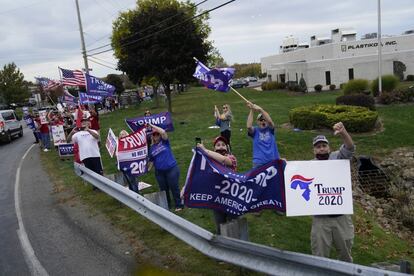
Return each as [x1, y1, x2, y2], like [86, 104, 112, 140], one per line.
[14, 144, 49, 276]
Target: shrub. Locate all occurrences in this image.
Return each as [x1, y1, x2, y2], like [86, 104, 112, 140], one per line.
[339, 83, 347, 90]
[314, 84, 323, 92]
[299, 77, 307, 93]
[261, 81, 286, 91]
[336, 94, 376, 110]
[289, 104, 378, 132]
[343, 79, 369, 95]
[329, 84, 336, 91]
[377, 87, 414, 104]
[371, 75, 399, 96]
[406, 75, 414, 81]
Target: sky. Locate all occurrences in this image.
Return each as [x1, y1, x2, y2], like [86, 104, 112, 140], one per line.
[1, 0, 414, 82]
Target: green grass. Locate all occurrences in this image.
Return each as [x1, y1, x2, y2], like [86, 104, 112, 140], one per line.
[42, 87, 414, 274]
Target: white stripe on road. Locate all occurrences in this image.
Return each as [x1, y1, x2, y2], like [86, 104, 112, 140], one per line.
[14, 144, 49, 276]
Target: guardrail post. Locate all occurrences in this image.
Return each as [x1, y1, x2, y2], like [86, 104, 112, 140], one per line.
[400, 260, 411, 274]
[104, 172, 126, 186]
[144, 191, 169, 210]
[220, 217, 249, 241]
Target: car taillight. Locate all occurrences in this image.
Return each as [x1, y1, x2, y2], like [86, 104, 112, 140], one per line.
[0, 121, 4, 131]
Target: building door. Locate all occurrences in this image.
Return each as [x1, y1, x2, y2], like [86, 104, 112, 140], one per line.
[348, 68, 354, 80]
[280, 74, 285, 83]
[325, 71, 331, 85]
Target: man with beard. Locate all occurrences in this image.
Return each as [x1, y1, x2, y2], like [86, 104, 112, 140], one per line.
[195, 136, 238, 234]
[311, 122, 355, 262]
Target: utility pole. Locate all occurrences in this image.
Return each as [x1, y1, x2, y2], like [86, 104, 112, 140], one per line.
[75, 0, 89, 74]
[377, 0, 382, 95]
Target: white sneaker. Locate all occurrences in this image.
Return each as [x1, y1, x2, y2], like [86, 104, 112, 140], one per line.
[43, 149, 49, 152]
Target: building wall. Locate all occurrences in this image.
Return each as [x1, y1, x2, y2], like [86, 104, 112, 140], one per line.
[262, 33, 414, 91]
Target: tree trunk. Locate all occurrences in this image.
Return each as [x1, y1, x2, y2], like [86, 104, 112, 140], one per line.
[152, 85, 159, 108]
[165, 84, 172, 113]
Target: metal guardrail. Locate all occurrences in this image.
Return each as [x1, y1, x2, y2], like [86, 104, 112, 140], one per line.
[74, 163, 406, 276]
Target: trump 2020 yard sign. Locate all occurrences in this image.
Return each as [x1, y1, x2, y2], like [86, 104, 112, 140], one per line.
[284, 160, 353, 217]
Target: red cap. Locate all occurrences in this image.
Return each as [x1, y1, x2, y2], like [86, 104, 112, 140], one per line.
[213, 136, 229, 146]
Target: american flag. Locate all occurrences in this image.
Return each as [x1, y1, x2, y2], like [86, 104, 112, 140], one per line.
[59, 67, 85, 86]
[45, 79, 61, 90]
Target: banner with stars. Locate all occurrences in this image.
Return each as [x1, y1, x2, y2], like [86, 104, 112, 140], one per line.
[183, 148, 286, 215]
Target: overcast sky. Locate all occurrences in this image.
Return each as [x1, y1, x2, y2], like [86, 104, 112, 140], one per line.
[1, 0, 413, 82]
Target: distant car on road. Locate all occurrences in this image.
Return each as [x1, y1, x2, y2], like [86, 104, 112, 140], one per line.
[0, 109, 23, 143]
[246, 76, 258, 82]
[231, 79, 247, 88]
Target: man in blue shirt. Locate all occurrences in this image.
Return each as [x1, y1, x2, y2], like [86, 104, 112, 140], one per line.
[246, 102, 280, 167]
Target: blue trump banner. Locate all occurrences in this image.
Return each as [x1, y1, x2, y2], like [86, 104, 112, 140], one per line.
[117, 127, 148, 176]
[85, 73, 115, 96]
[183, 149, 286, 215]
[193, 60, 234, 92]
[125, 112, 174, 132]
[79, 92, 103, 104]
[58, 143, 74, 158]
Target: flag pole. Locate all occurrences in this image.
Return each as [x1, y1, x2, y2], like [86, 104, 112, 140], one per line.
[192, 57, 250, 103]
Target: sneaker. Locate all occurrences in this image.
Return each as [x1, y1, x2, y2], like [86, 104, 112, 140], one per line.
[174, 207, 183, 212]
[43, 148, 49, 152]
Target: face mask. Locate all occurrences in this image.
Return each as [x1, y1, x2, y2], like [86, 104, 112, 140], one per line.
[215, 149, 228, 156]
[316, 153, 330, 160]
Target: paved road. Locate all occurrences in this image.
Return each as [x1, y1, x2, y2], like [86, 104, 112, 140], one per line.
[0, 128, 136, 275]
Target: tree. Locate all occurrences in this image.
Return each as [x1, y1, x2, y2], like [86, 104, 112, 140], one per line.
[105, 74, 125, 95]
[111, 0, 211, 112]
[0, 63, 30, 104]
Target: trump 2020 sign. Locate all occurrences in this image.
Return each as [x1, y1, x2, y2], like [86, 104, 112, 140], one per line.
[284, 160, 353, 217]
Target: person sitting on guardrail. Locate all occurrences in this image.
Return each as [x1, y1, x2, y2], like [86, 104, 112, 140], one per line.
[147, 123, 184, 212]
[67, 114, 102, 190]
[214, 104, 233, 148]
[195, 136, 238, 234]
[246, 102, 280, 168]
[311, 122, 355, 263]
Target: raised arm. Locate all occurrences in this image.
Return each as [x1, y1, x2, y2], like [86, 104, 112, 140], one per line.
[246, 102, 254, 132]
[67, 127, 78, 142]
[333, 122, 354, 150]
[254, 104, 274, 128]
[197, 143, 234, 166]
[149, 124, 168, 140]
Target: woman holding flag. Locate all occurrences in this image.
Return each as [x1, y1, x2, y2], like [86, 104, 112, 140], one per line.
[148, 124, 184, 212]
[214, 104, 233, 147]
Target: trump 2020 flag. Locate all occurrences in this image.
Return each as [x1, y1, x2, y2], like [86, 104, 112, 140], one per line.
[183, 148, 286, 215]
[193, 60, 234, 92]
[79, 92, 103, 105]
[117, 127, 148, 176]
[85, 73, 115, 96]
[125, 112, 174, 132]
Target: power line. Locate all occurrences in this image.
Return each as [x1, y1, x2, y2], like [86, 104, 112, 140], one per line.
[0, 0, 50, 15]
[88, 0, 235, 57]
[87, 0, 210, 53]
[88, 58, 119, 71]
[89, 56, 117, 67]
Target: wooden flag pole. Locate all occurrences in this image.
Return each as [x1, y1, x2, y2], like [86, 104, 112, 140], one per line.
[229, 86, 249, 103]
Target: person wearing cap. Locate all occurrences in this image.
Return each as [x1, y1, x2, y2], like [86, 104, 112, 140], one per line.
[214, 104, 233, 147]
[67, 114, 103, 188]
[311, 121, 355, 262]
[246, 102, 280, 167]
[148, 123, 184, 211]
[195, 136, 238, 234]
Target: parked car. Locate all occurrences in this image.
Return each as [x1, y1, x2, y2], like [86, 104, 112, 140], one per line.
[247, 76, 258, 82]
[0, 109, 23, 143]
[231, 79, 247, 88]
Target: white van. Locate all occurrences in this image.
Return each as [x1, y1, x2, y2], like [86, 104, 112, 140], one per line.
[0, 109, 23, 143]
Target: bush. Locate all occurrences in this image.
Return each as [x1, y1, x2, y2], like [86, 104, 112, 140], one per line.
[289, 104, 378, 132]
[406, 75, 414, 81]
[314, 84, 323, 92]
[371, 75, 399, 96]
[299, 77, 307, 93]
[340, 83, 347, 90]
[377, 87, 414, 104]
[261, 81, 286, 91]
[329, 84, 336, 91]
[343, 79, 369, 95]
[336, 94, 376, 110]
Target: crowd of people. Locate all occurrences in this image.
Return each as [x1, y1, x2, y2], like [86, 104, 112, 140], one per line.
[28, 98, 356, 263]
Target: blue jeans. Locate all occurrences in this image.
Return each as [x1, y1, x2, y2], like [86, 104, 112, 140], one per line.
[41, 132, 50, 149]
[155, 165, 183, 209]
[123, 172, 139, 194]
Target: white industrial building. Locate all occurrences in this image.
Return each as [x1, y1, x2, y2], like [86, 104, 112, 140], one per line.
[261, 28, 414, 91]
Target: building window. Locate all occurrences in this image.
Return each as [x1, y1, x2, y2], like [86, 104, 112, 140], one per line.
[295, 73, 298, 83]
[348, 68, 354, 80]
[325, 71, 331, 86]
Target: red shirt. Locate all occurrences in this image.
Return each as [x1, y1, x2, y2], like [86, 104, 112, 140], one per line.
[89, 115, 100, 131]
[35, 118, 49, 133]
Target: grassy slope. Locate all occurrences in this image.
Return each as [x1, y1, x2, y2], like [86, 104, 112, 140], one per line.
[42, 87, 414, 274]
